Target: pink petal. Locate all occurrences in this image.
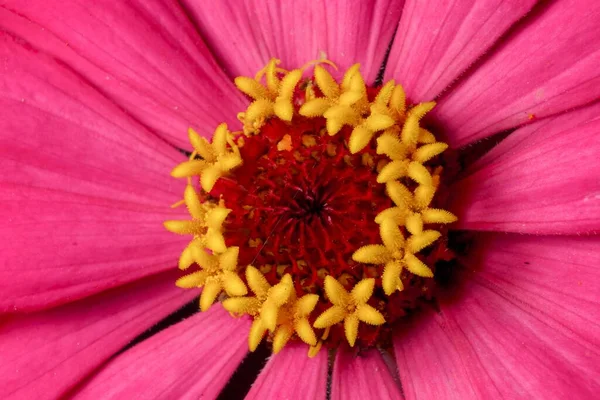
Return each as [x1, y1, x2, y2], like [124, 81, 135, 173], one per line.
[433, 0, 600, 147]
[0, 271, 196, 400]
[394, 310, 483, 399]
[0, 2, 245, 147]
[385, 0, 537, 102]
[182, 0, 405, 82]
[0, 33, 188, 312]
[246, 343, 328, 400]
[0, 32, 184, 204]
[470, 233, 600, 343]
[74, 304, 250, 400]
[331, 347, 403, 400]
[466, 101, 600, 174]
[449, 102, 600, 234]
[395, 233, 600, 399]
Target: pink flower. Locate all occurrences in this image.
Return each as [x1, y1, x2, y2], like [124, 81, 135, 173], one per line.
[1, 0, 599, 399]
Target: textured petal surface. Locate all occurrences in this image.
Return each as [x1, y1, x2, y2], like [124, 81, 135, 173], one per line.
[182, 0, 405, 82]
[385, 0, 537, 102]
[0, 271, 196, 400]
[246, 343, 328, 400]
[0, 1, 245, 147]
[394, 233, 600, 399]
[433, 0, 600, 147]
[74, 304, 250, 400]
[394, 310, 482, 400]
[0, 33, 188, 312]
[449, 102, 600, 234]
[331, 347, 403, 400]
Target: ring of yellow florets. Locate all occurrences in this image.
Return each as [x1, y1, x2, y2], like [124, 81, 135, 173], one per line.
[164, 58, 457, 357]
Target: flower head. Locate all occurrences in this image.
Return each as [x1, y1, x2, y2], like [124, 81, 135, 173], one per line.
[167, 59, 457, 355]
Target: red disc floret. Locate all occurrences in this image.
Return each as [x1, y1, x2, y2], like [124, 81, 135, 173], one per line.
[214, 116, 391, 289]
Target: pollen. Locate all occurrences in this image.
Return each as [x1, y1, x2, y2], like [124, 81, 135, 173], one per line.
[166, 58, 457, 356]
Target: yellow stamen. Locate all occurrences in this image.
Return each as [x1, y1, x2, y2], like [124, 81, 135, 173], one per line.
[308, 341, 323, 358]
[377, 159, 409, 183]
[313, 277, 385, 347]
[223, 266, 303, 351]
[413, 142, 449, 163]
[175, 246, 246, 312]
[171, 124, 242, 192]
[272, 292, 320, 353]
[314, 65, 340, 98]
[353, 220, 437, 295]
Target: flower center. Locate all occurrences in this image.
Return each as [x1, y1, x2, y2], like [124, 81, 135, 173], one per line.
[165, 59, 457, 356]
[218, 116, 391, 293]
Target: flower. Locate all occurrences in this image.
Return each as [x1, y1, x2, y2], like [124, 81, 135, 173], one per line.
[0, 1, 599, 399]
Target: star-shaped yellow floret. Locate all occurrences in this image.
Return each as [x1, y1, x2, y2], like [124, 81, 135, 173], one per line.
[347, 83, 441, 156]
[164, 184, 231, 256]
[399, 102, 436, 147]
[176, 246, 247, 312]
[271, 291, 320, 354]
[376, 141, 448, 185]
[171, 123, 242, 192]
[371, 99, 446, 177]
[299, 64, 369, 136]
[235, 58, 304, 133]
[377, 180, 457, 235]
[347, 80, 403, 154]
[313, 277, 385, 347]
[222, 266, 294, 351]
[353, 219, 440, 296]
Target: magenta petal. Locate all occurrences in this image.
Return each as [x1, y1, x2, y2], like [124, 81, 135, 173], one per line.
[433, 0, 600, 147]
[0, 272, 196, 400]
[331, 347, 403, 400]
[470, 234, 600, 345]
[385, 0, 536, 102]
[182, 0, 405, 82]
[0, 2, 245, 147]
[449, 102, 600, 234]
[0, 33, 188, 312]
[74, 304, 250, 400]
[394, 233, 600, 399]
[246, 343, 328, 399]
[394, 310, 483, 399]
[0, 33, 185, 204]
[465, 102, 600, 174]
[0, 187, 188, 313]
